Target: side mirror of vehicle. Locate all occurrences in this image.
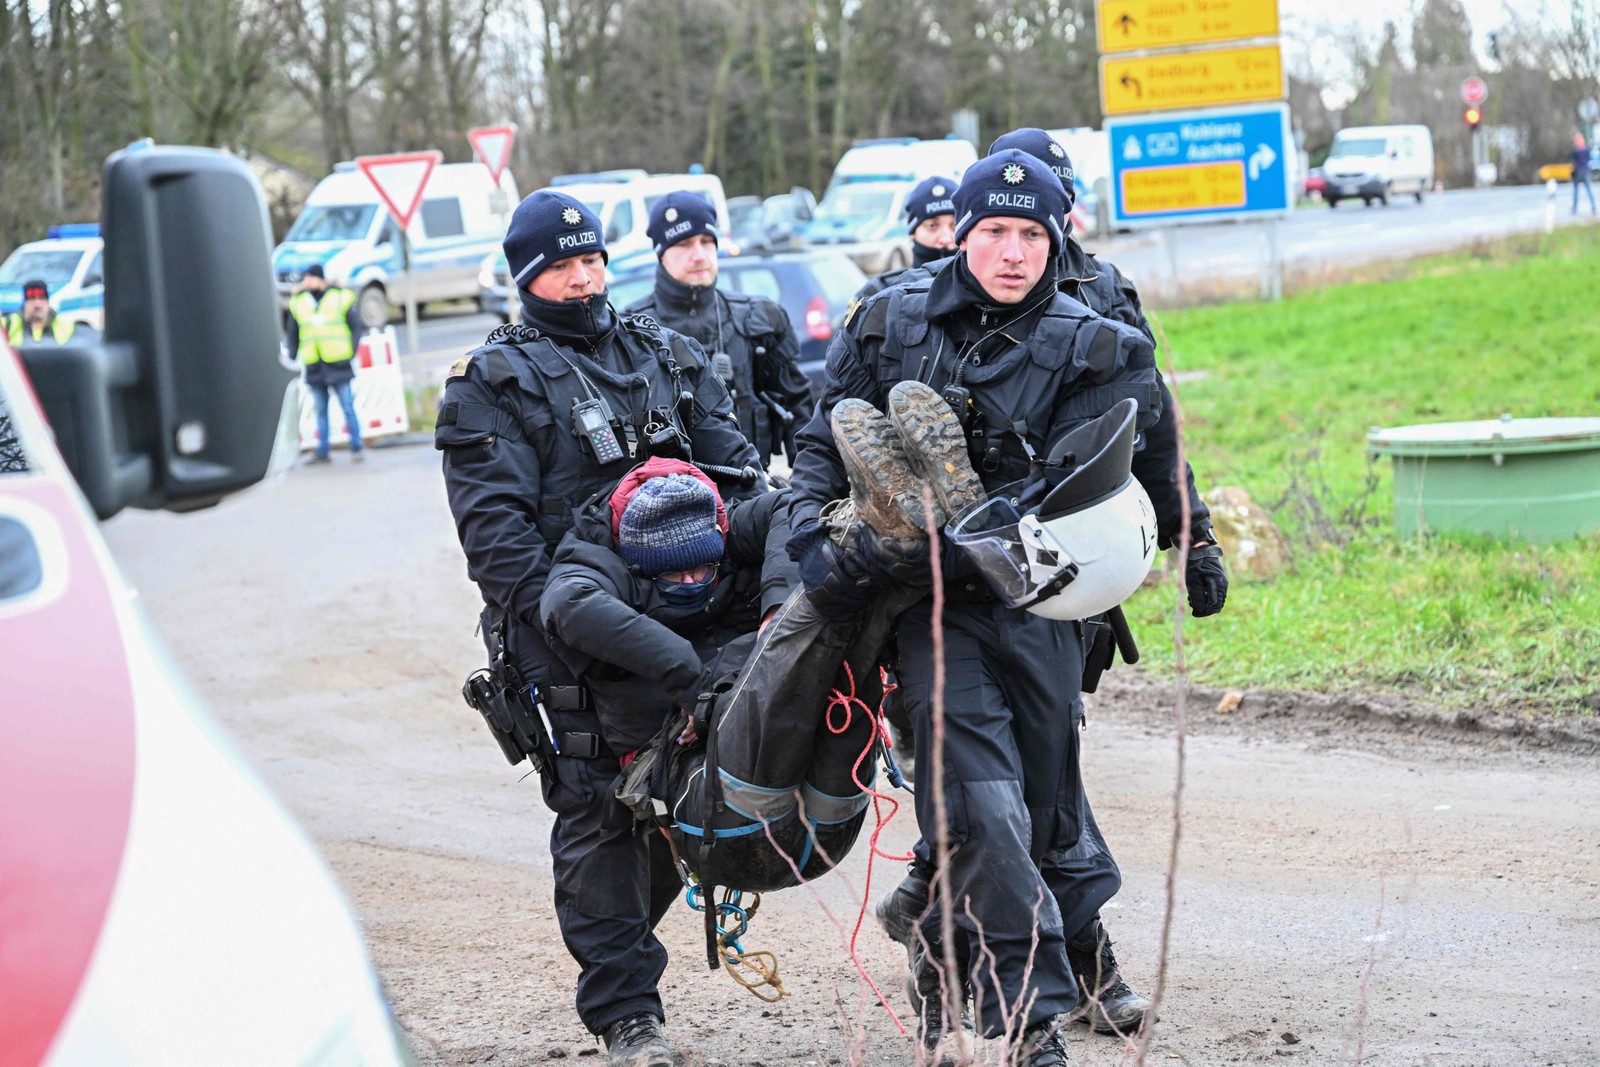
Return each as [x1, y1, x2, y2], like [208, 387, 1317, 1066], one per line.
[20, 144, 296, 520]
[81, 273, 103, 290]
[789, 187, 816, 221]
[604, 221, 622, 243]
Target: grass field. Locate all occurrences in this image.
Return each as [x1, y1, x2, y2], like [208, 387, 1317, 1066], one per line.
[1125, 229, 1600, 715]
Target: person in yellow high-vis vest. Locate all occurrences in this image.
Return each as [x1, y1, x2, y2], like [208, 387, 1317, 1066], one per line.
[3, 280, 81, 348]
[286, 264, 364, 463]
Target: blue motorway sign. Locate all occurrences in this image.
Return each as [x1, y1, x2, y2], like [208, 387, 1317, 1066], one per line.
[1107, 103, 1292, 226]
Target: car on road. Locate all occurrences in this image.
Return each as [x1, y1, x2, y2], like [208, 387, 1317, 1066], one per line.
[1303, 166, 1327, 200]
[0, 225, 105, 331]
[1323, 125, 1434, 207]
[1538, 148, 1600, 183]
[3, 144, 411, 1066]
[802, 180, 917, 274]
[727, 188, 816, 255]
[607, 250, 866, 396]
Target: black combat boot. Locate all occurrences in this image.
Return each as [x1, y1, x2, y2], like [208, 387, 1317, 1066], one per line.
[601, 1013, 679, 1067]
[1066, 919, 1150, 1035]
[1010, 1016, 1071, 1067]
[907, 943, 974, 1067]
[874, 868, 932, 949]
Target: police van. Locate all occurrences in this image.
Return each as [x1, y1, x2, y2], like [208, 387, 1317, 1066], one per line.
[805, 137, 979, 273]
[274, 161, 518, 329]
[3, 145, 411, 1064]
[0, 224, 105, 331]
[548, 170, 732, 267]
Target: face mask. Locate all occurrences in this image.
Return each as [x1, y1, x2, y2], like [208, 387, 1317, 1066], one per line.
[654, 572, 716, 610]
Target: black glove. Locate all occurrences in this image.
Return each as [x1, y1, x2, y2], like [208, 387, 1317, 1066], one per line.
[797, 529, 879, 621]
[856, 523, 933, 585]
[1186, 543, 1228, 617]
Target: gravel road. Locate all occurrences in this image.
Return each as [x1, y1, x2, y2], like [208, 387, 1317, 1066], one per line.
[103, 443, 1600, 1067]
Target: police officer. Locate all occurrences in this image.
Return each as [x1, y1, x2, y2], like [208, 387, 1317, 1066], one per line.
[789, 150, 1165, 1066]
[285, 264, 365, 464]
[4, 280, 81, 347]
[626, 191, 812, 469]
[871, 127, 1229, 1042]
[437, 189, 760, 1067]
[850, 175, 958, 309]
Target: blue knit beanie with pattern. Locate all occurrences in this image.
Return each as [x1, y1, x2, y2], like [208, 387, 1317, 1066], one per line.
[617, 474, 726, 575]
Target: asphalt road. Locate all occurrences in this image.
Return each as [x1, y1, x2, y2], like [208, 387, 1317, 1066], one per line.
[103, 444, 1600, 1067]
[394, 184, 1592, 396]
[1084, 183, 1596, 299]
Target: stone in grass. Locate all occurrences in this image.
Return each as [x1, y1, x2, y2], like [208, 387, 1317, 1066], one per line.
[1203, 486, 1291, 581]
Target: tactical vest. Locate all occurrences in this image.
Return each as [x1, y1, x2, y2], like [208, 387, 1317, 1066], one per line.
[634, 291, 782, 460]
[866, 281, 1155, 490]
[441, 315, 710, 545]
[5, 313, 75, 347]
[288, 289, 356, 365]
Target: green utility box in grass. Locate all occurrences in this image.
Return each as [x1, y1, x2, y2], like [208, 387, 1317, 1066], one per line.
[1367, 416, 1600, 543]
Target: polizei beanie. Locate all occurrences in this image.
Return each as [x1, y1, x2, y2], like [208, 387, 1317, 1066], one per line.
[504, 190, 607, 287]
[616, 473, 726, 576]
[988, 128, 1077, 210]
[904, 175, 957, 235]
[952, 149, 1066, 253]
[647, 191, 720, 256]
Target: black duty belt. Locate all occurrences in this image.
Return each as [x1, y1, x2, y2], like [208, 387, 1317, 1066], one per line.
[539, 684, 613, 760]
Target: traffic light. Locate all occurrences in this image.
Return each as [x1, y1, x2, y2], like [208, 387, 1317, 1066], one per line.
[1464, 106, 1483, 129]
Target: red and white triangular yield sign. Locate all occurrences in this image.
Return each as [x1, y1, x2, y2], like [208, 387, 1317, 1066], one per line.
[468, 125, 517, 185]
[354, 150, 442, 230]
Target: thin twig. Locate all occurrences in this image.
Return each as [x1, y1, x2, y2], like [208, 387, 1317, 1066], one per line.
[1134, 310, 1191, 1065]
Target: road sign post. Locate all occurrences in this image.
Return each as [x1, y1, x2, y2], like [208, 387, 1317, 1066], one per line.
[355, 150, 441, 357]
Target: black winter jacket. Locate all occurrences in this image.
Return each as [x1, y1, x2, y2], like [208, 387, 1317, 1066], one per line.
[540, 486, 798, 753]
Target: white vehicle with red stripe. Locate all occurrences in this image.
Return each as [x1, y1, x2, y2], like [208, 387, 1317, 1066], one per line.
[0, 144, 411, 1066]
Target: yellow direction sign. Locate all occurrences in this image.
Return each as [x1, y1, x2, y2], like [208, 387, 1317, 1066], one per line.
[1097, 0, 1280, 54]
[1101, 43, 1283, 116]
[1122, 160, 1247, 215]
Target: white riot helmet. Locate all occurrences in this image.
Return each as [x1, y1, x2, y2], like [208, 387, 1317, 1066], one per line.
[946, 398, 1157, 621]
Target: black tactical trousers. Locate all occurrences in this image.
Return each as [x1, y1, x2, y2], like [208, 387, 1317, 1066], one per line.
[542, 727, 681, 1035]
[896, 600, 1093, 1035]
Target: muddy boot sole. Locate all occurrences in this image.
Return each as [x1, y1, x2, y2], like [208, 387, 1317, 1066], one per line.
[830, 399, 927, 539]
[886, 381, 987, 524]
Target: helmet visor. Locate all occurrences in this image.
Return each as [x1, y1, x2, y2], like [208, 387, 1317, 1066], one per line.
[946, 490, 1067, 610]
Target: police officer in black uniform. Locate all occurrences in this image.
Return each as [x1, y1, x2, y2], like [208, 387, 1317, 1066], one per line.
[436, 189, 762, 1067]
[850, 174, 958, 309]
[626, 191, 812, 470]
[871, 127, 1230, 1042]
[788, 150, 1166, 1066]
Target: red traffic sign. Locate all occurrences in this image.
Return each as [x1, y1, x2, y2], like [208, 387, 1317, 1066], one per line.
[1460, 77, 1488, 106]
[354, 150, 442, 230]
[468, 125, 517, 185]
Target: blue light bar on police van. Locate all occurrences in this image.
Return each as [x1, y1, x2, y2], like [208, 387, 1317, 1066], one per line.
[47, 223, 101, 240]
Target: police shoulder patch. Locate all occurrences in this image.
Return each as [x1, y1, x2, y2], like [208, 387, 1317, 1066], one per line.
[844, 297, 861, 329]
[447, 356, 471, 380]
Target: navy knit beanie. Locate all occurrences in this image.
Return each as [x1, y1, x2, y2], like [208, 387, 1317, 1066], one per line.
[504, 190, 607, 288]
[647, 191, 720, 256]
[988, 128, 1077, 210]
[904, 175, 957, 235]
[952, 149, 1066, 253]
[617, 474, 726, 575]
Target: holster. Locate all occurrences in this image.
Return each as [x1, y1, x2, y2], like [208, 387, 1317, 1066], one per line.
[462, 668, 554, 774]
[1080, 605, 1140, 695]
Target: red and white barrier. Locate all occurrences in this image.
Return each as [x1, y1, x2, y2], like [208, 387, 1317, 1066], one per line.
[296, 327, 411, 450]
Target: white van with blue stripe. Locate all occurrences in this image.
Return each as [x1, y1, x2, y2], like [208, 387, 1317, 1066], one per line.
[0, 224, 105, 331]
[274, 162, 518, 329]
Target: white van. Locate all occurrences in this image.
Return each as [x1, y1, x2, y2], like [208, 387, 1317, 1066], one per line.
[822, 137, 979, 196]
[1322, 125, 1435, 208]
[549, 171, 732, 273]
[807, 138, 978, 274]
[273, 161, 518, 328]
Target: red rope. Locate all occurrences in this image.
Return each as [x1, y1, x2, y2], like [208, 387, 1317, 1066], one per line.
[821, 659, 916, 1030]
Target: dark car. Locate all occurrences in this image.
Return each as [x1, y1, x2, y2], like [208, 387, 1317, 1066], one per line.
[608, 250, 866, 398]
[726, 189, 817, 256]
